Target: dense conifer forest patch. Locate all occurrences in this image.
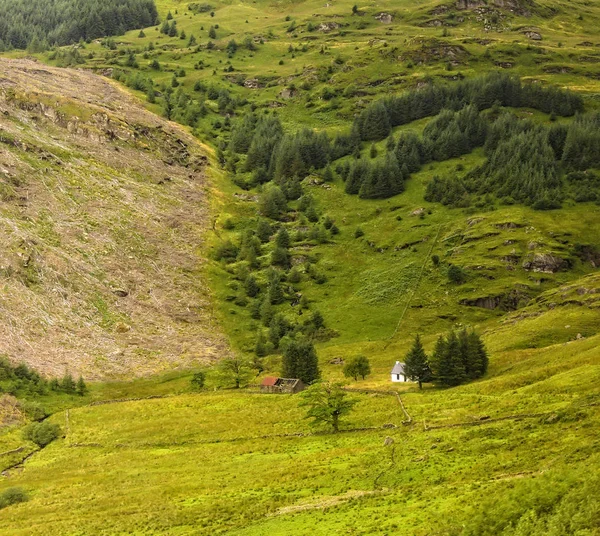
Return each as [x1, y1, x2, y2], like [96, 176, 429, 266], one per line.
[0, 0, 157, 49]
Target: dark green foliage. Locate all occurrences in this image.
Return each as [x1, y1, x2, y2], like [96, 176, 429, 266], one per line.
[430, 331, 466, 387]
[355, 101, 391, 141]
[430, 330, 488, 386]
[190, 371, 206, 390]
[245, 274, 260, 298]
[268, 314, 290, 348]
[424, 110, 600, 210]
[354, 73, 582, 143]
[0, 357, 47, 398]
[358, 154, 405, 199]
[266, 269, 284, 305]
[561, 113, 600, 171]
[60, 373, 76, 394]
[566, 171, 600, 203]
[22, 421, 61, 448]
[271, 246, 290, 268]
[310, 310, 325, 330]
[256, 220, 272, 243]
[404, 335, 432, 389]
[0, 0, 158, 48]
[394, 132, 425, 173]
[281, 338, 320, 384]
[471, 118, 562, 208]
[459, 329, 489, 380]
[425, 175, 470, 208]
[214, 240, 239, 263]
[354, 227, 364, 238]
[259, 297, 274, 325]
[300, 382, 357, 432]
[76, 376, 87, 396]
[254, 332, 268, 357]
[275, 228, 290, 249]
[259, 185, 287, 220]
[305, 205, 319, 223]
[343, 355, 371, 381]
[447, 264, 467, 284]
[422, 105, 487, 161]
[244, 116, 284, 172]
[226, 76, 585, 205]
[272, 129, 330, 182]
[0, 488, 28, 510]
[188, 3, 213, 14]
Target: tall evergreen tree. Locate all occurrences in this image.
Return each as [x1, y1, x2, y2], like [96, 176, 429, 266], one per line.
[404, 335, 432, 389]
[281, 338, 320, 384]
[430, 332, 466, 387]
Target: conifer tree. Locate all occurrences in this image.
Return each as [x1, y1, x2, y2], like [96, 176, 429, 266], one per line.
[404, 335, 432, 389]
[256, 220, 272, 243]
[76, 376, 87, 396]
[275, 228, 290, 249]
[282, 338, 320, 384]
[61, 373, 76, 394]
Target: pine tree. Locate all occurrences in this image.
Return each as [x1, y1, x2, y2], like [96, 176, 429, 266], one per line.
[404, 335, 432, 389]
[282, 338, 320, 384]
[76, 376, 87, 396]
[275, 228, 290, 249]
[245, 274, 259, 298]
[61, 373, 76, 394]
[431, 332, 467, 387]
[271, 247, 290, 268]
[256, 220, 272, 243]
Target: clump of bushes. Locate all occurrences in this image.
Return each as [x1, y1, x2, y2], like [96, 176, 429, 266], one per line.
[22, 421, 61, 448]
[0, 488, 28, 510]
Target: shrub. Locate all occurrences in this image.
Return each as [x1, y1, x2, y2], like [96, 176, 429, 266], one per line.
[190, 371, 206, 390]
[0, 488, 28, 509]
[447, 264, 466, 284]
[22, 421, 61, 448]
[18, 401, 48, 421]
[214, 240, 239, 262]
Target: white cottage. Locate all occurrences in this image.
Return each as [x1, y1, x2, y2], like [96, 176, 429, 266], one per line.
[391, 361, 409, 382]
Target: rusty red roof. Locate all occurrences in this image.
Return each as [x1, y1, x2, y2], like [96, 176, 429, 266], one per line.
[261, 376, 279, 386]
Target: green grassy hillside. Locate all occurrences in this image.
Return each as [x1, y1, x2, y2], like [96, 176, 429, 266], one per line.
[0, 0, 599, 533]
[0, 302, 598, 534]
[16, 0, 594, 366]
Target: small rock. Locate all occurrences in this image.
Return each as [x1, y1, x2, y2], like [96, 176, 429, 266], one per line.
[383, 436, 394, 446]
[112, 289, 129, 297]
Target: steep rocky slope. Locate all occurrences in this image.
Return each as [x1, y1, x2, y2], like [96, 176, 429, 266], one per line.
[0, 59, 226, 379]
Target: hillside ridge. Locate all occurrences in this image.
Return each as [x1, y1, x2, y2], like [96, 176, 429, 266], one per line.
[0, 58, 226, 379]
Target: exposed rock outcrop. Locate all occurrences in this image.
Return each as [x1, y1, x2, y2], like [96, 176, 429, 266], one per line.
[522, 253, 569, 273]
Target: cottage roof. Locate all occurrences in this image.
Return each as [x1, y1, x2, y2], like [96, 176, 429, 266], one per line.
[276, 378, 301, 387]
[261, 376, 279, 386]
[391, 361, 406, 375]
